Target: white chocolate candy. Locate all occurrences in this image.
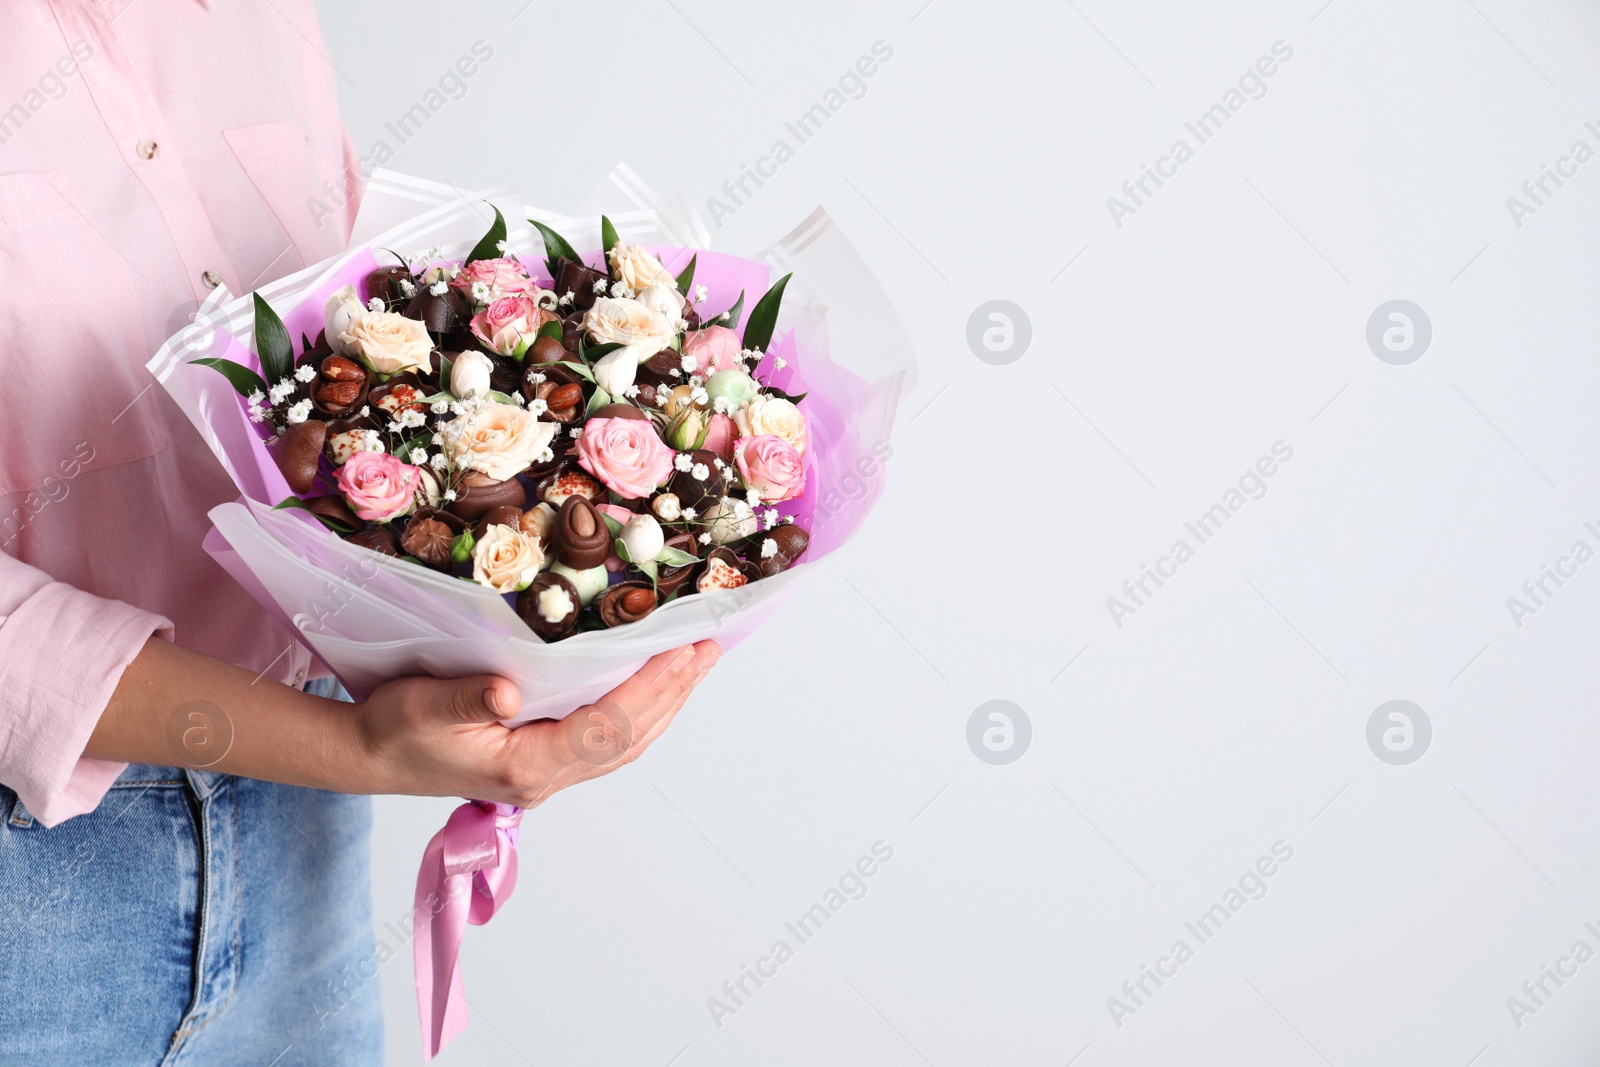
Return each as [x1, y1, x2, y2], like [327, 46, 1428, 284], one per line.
[549, 562, 609, 606]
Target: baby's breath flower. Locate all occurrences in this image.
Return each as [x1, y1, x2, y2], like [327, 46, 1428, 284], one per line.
[674, 453, 693, 472]
[294, 365, 317, 383]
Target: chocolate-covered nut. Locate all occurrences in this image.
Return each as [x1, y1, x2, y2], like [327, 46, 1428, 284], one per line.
[529, 335, 567, 365]
[590, 403, 648, 422]
[669, 449, 727, 509]
[305, 494, 359, 531]
[345, 525, 400, 556]
[473, 505, 525, 539]
[445, 471, 528, 521]
[553, 496, 611, 569]
[541, 382, 585, 423]
[406, 286, 468, 334]
[554, 259, 608, 312]
[694, 547, 748, 594]
[312, 355, 370, 418]
[597, 581, 657, 627]
[655, 532, 700, 598]
[401, 515, 456, 568]
[366, 265, 415, 305]
[536, 467, 605, 509]
[516, 572, 581, 640]
[272, 420, 327, 495]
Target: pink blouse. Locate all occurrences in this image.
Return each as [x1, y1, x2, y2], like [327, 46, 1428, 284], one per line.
[0, 0, 360, 825]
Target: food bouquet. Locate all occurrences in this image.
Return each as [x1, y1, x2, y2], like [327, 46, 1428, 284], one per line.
[145, 168, 907, 1054]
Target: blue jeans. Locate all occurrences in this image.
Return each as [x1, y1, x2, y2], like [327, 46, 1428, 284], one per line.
[0, 679, 381, 1065]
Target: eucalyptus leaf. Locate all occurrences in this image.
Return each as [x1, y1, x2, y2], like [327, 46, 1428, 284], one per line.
[655, 546, 698, 567]
[600, 215, 620, 257]
[675, 254, 697, 296]
[190, 357, 268, 399]
[555, 360, 595, 382]
[252, 292, 293, 386]
[741, 273, 792, 353]
[599, 512, 624, 537]
[465, 205, 508, 264]
[529, 218, 581, 275]
[585, 386, 612, 417]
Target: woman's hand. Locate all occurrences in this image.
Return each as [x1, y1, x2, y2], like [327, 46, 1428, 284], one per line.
[351, 641, 721, 807]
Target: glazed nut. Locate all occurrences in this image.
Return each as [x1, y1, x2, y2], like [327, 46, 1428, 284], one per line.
[621, 588, 655, 614]
[316, 380, 363, 406]
[321, 355, 365, 381]
[546, 383, 584, 410]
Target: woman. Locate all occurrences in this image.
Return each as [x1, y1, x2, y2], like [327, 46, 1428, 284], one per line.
[0, 4, 717, 1063]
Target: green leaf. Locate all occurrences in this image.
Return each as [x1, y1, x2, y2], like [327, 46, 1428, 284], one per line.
[577, 339, 624, 368]
[613, 536, 633, 563]
[466, 205, 508, 264]
[600, 215, 620, 258]
[599, 512, 624, 537]
[636, 559, 658, 591]
[585, 386, 612, 417]
[486, 390, 520, 406]
[438, 353, 454, 392]
[555, 361, 595, 382]
[418, 390, 454, 404]
[716, 290, 746, 331]
[741, 273, 792, 353]
[450, 529, 475, 565]
[537, 319, 564, 342]
[190, 357, 268, 399]
[252, 292, 294, 386]
[675, 254, 697, 296]
[655, 546, 698, 567]
[529, 218, 581, 274]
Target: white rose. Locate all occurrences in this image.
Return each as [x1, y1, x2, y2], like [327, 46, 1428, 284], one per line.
[443, 401, 557, 483]
[635, 281, 686, 326]
[582, 297, 676, 363]
[451, 349, 494, 399]
[325, 286, 365, 357]
[607, 244, 671, 292]
[342, 311, 433, 375]
[591, 348, 638, 397]
[619, 514, 665, 563]
[472, 523, 545, 593]
[732, 395, 809, 456]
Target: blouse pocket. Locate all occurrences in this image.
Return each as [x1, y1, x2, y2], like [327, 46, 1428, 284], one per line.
[223, 121, 343, 272]
[0, 172, 167, 498]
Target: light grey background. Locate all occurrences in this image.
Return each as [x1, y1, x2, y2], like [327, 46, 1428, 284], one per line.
[316, 2, 1600, 1063]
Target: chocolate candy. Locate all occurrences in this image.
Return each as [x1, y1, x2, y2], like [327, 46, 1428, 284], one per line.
[312, 354, 369, 418]
[642, 348, 682, 376]
[669, 449, 727, 510]
[366, 265, 415, 305]
[345, 525, 400, 556]
[406, 286, 468, 334]
[553, 496, 611, 569]
[305, 494, 359, 531]
[560, 316, 584, 355]
[473, 505, 525, 539]
[589, 403, 649, 422]
[655, 532, 700, 598]
[401, 515, 456, 568]
[694, 547, 748, 595]
[446, 472, 528, 521]
[535, 466, 605, 509]
[517, 572, 581, 640]
[529, 335, 567, 365]
[488, 355, 522, 394]
[549, 561, 608, 606]
[272, 420, 326, 495]
[368, 373, 426, 420]
[554, 259, 608, 312]
[743, 523, 811, 577]
[598, 581, 657, 627]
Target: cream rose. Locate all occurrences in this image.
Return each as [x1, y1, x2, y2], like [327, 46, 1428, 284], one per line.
[325, 286, 365, 357]
[732, 395, 809, 456]
[443, 401, 557, 483]
[635, 281, 686, 327]
[607, 244, 671, 292]
[341, 310, 433, 375]
[582, 297, 676, 364]
[472, 523, 545, 593]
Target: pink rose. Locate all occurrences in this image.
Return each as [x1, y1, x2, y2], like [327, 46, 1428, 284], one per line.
[470, 296, 554, 358]
[336, 450, 423, 522]
[681, 325, 741, 377]
[452, 257, 537, 296]
[734, 434, 806, 504]
[575, 417, 676, 500]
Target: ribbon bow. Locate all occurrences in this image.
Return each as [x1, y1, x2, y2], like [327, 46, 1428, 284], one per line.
[413, 800, 523, 1059]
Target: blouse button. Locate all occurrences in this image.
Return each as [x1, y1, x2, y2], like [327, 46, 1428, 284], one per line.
[201, 269, 222, 289]
[136, 139, 158, 160]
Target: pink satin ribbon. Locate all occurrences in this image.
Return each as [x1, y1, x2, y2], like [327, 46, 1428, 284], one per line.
[413, 800, 523, 1059]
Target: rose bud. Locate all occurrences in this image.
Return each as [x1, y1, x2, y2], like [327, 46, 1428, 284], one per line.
[597, 581, 657, 628]
[401, 514, 457, 569]
[668, 449, 727, 509]
[366, 265, 415, 306]
[517, 572, 581, 640]
[405, 284, 468, 334]
[519, 501, 557, 547]
[272, 419, 327, 495]
[345, 525, 400, 556]
[450, 349, 494, 399]
[325, 285, 365, 357]
[655, 532, 700, 598]
[552, 495, 612, 569]
[664, 405, 706, 451]
[554, 258, 609, 312]
[529, 335, 567, 366]
[619, 513, 665, 564]
[445, 470, 528, 522]
[473, 504, 525, 540]
[694, 547, 748, 595]
[536, 466, 606, 509]
[306, 494, 359, 531]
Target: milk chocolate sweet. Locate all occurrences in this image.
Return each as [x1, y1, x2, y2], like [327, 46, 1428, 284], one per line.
[517, 572, 581, 640]
[590, 403, 649, 422]
[345, 525, 400, 556]
[529, 335, 566, 365]
[668, 449, 727, 509]
[553, 496, 611, 569]
[598, 581, 657, 627]
[446, 471, 528, 521]
[306, 494, 359, 531]
[313, 354, 369, 417]
[406, 285, 467, 334]
[272, 419, 327, 495]
[474, 505, 524, 539]
[695, 547, 748, 594]
[554, 259, 608, 312]
[745, 523, 811, 577]
[655, 532, 700, 597]
[519, 502, 556, 547]
[401, 515, 457, 568]
[366, 265, 414, 305]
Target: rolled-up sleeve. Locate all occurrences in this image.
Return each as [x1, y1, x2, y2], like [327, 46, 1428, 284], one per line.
[0, 553, 172, 827]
